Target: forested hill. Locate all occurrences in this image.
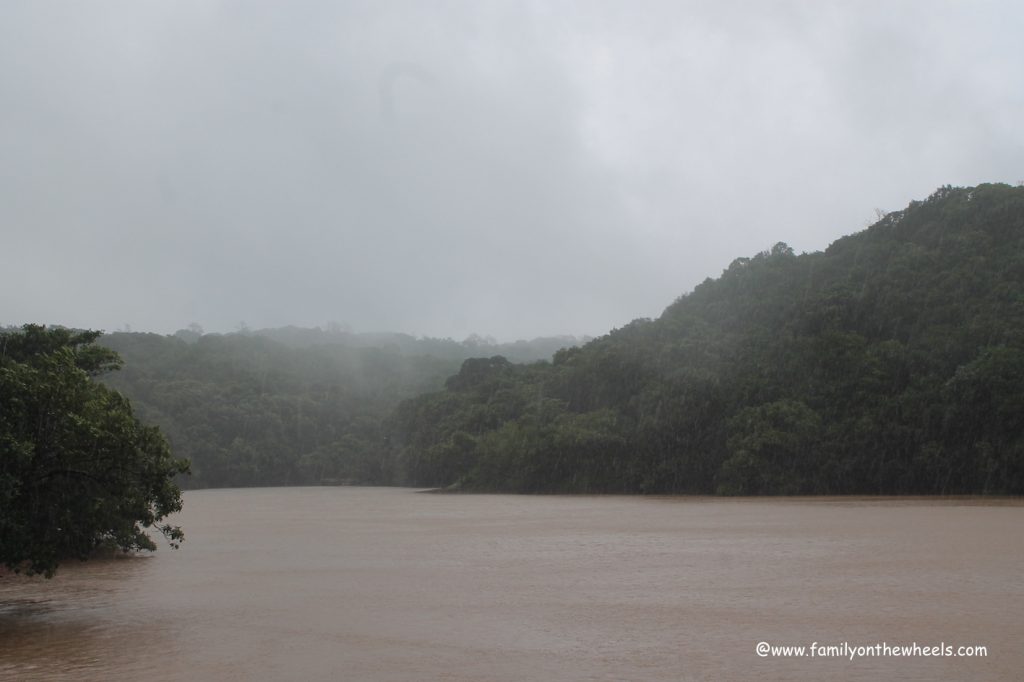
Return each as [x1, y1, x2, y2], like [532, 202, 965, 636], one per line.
[98, 331, 585, 488]
[389, 184, 1024, 495]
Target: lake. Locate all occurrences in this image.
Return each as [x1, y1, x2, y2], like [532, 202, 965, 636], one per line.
[1, 488, 1021, 681]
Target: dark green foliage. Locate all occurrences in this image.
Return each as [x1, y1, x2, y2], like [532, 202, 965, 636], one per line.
[96, 332, 578, 489]
[97, 333, 443, 488]
[389, 184, 1024, 495]
[0, 325, 189, 576]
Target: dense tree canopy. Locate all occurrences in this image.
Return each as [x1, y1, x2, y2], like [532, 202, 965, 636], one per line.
[0, 325, 189, 576]
[388, 184, 1024, 495]
[96, 330, 581, 488]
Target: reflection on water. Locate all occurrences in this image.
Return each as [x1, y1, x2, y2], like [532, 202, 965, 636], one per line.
[1, 488, 1021, 681]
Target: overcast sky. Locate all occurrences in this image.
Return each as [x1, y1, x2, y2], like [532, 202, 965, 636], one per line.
[2, 1, 1022, 341]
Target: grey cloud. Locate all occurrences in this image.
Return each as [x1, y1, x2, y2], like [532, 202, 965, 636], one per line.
[1, 1, 1022, 339]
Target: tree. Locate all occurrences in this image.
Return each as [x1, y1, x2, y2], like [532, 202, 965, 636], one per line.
[717, 400, 822, 495]
[0, 325, 190, 576]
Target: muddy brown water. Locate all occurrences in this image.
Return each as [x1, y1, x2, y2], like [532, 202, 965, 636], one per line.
[1, 488, 1021, 681]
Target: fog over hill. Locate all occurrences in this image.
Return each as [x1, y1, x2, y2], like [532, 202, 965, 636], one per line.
[96, 327, 588, 488]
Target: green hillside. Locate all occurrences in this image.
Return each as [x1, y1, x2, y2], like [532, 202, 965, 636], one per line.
[389, 184, 1024, 495]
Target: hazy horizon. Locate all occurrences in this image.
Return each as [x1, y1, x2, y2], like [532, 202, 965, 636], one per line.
[3, 1, 1022, 340]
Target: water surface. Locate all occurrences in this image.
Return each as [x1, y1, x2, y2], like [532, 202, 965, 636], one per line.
[1, 488, 1021, 681]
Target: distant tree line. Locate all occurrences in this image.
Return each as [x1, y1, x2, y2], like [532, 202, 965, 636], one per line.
[97, 331, 584, 488]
